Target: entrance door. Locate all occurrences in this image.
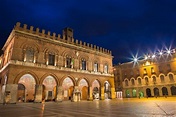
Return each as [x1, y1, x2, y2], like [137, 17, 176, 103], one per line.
[17, 84, 25, 102]
[154, 88, 159, 97]
[146, 88, 151, 97]
[81, 86, 88, 100]
[162, 87, 168, 96]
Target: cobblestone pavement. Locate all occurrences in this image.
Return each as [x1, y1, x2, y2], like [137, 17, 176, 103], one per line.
[0, 97, 176, 117]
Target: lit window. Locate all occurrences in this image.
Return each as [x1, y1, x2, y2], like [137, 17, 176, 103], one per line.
[94, 62, 98, 72]
[104, 64, 108, 73]
[82, 59, 86, 70]
[48, 54, 55, 65]
[26, 48, 34, 62]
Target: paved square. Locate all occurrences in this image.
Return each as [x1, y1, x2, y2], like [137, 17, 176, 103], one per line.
[0, 97, 176, 117]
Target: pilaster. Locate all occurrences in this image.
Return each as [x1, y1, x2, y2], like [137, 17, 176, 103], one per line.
[34, 84, 43, 103]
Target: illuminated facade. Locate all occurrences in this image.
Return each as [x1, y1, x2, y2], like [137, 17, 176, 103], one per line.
[114, 53, 176, 98]
[0, 22, 115, 103]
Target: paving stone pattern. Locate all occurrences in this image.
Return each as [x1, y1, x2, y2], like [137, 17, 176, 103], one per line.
[0, 98, 176, 117]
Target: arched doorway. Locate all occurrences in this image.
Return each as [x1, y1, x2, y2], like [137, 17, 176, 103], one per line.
[17, 84, 25, 102]
[92, 80, 100, 100]
[18, 74, 36, 102]
[132, 89, 137, 97]
[162, 87, 168, 96]
[146, 88, 151, 97]
[62, 77, 74, 100]
[171, 86, 176, 95]
[78, 79, 88, 100]
[154, 88, 159, 97]
[126, 90, 130, 98]
[42, 76, 57, 101]
[104, 81, 111, 99]
[138, 91, 144, 98]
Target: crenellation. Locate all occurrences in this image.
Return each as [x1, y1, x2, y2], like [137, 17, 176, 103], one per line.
[57, 34, 61, 40]
[47, 31, 51, 38]
[52, 33, 56, 39]
[23, 24, 27, 30]
[83, 42, 86, 46]
[30, 26, 34, 32]
[42, 29, 45, 37]
[13, 22, 111, 56]
[15, 22, 21, 29]
[94, 45, 96, 50]
[91, 44, 93, 49]
[36, 28, 39, 34]
[87, 43, 90, 48]
[79, 40, 82, 46]
[76, 39, 78, 44]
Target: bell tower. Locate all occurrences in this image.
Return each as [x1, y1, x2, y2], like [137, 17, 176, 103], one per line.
[62, 27, 73, 40]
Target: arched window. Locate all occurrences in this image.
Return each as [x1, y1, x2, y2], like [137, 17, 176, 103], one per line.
[152, 76, 156, 84]
[66, 56, 74, 68]
[145, 77, 149, 85]
[138, 78, 141, 85]
[169, 74, 174, 82]
[81, 59, 86, 70]
[131, 79, 135, 85]
[25, 47, 34, 62]
[160, 75, 165, 83]
[94, 62, 98, 72]
[48, 53, 55, 66]
[125, 80, 128, 86]
[104, 64, 108, 73]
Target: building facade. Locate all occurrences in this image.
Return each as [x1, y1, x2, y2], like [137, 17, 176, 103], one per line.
[0, 22, 115, 103]
[114, 53, 176, 98]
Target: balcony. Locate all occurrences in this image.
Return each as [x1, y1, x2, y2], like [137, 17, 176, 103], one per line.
[9, 60, 113, 76]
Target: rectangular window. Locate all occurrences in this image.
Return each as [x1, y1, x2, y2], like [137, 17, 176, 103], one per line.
[104, 65, 108, 73]
[82, 60, 86, 70]
[26, 49, 34, 62]
[66, 57, 72, 68]
[94, 63, 98, 72]
[48, 54, 55, 66]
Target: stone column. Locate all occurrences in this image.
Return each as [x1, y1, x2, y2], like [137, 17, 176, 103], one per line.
[88, 86, 93, 101]
[56, 86, 63, 102]
[151, 88, 154, 97]
[159, 87, 163, 97]
[72, 86, 80, 102]
[122, 89, 126, 98]
[34, 84, 43, 103]
[100, 87, 105, 100]
[167, 86, 172, 96]
[55, 55, 58, 66]
[111, 87, 116, 99]
[2, 84, 18, 104]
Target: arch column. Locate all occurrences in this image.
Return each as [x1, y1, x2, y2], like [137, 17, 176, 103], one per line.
[100, 87, 105, 100]
[111, 87, 115, 99]
[72, 86, 81, 102]
[151, 87, 154, 97]
[167, 86, 172, 96]
[34, 84, 43, 103]
[88, 86, 93, 101]
[122, 89, 126, 98]
[56, 86, 63, 102]
[159, 87, 162, 96]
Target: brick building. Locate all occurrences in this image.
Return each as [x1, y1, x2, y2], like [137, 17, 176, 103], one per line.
[0, 22, 115, 103]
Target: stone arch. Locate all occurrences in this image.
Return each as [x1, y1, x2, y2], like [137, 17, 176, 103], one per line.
[92, 79, 101, 99]
[124, 78, 129, 86]
[78, 78, 90, 87]
[17, 74, 36, 102]
[151, 75, 157, 84]
[39, 73, 59, 85]
[153, 87, 159, 97]
[78, 78, 89, 100]
[137, 77, 142, 85]
[170, 86, 176, 95]
[167, 73, 174, 82]
[61, 50, 76, 58]
[59, 75, 76, 86]
[146, 88, 151, 97]
[162, 87, 168, 96]
[21, 42, 40, 52]
[130, 78, 135, 86]
[159, 74, 165, 83]
[14, 71, 39, 84]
